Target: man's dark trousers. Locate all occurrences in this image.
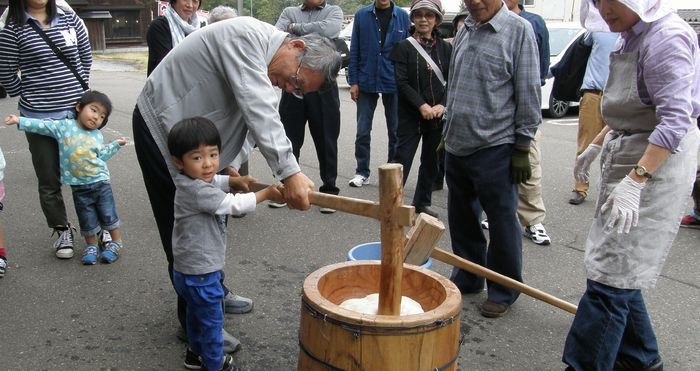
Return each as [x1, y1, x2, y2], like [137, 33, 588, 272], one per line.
[445, 144, 523, 305]
[278, 82, 341, 195]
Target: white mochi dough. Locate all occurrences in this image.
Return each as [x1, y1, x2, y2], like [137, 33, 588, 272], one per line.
[339, 293, 424, 315]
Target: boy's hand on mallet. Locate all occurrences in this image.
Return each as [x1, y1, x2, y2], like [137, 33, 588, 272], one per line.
[230, 175, 256, 192]
[220, 166, 240, 177]
[4, 115, 19, 126]
[116, 137, 129, 146]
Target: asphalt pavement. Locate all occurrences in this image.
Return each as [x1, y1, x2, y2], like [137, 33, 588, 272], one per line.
[0, 63, 697, 371]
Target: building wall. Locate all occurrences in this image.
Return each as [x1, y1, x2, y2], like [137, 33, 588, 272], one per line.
[0, 0, 151, 46]
[78, 0, 151, 45]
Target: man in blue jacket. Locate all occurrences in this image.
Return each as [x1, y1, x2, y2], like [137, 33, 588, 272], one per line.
[347, 0, 410, 187]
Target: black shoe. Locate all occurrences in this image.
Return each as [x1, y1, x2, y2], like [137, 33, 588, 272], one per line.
[220, 354, 245, 371]
[568, 191, 586, 205]
[415, 206, 438, 218]
[614, 356, 663, 371]
[184, 348, 202, 370]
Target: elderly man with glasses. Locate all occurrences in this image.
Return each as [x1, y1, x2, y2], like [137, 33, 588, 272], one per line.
[131, 16, 341, 360]
[272, 0, 344, 213]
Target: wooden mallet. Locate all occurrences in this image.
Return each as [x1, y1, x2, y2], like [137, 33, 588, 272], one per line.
[404, 213, 578, 314]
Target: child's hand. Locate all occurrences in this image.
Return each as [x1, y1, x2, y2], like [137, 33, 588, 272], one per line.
[220, 166, 240, 177]
[4, 115, 19, 126]
[230, 175, 256, 192]
[264, 182, 285, 204]
[116, 137, 129, 146]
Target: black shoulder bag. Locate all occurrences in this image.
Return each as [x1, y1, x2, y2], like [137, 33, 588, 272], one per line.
[29, 21, 89, 90]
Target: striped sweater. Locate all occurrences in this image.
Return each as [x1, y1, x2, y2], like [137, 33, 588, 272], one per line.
[0, 9, 91, 112]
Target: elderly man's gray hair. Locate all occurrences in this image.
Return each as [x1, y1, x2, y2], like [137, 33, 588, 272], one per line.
[293, 33, 342, 85]
[208, 5, 237, 24]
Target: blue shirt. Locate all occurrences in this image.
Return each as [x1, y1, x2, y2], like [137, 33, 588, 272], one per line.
[519, 9, 550, 85]
[580, 31, 619, 91]
[347, 2, 410, 93]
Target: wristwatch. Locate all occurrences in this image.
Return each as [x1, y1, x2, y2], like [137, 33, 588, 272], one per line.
[633, 165, 652, 179]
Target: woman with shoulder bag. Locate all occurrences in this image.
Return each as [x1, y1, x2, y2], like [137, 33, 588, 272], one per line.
[0, 0, 92, 259]
[390, 0, 451, 219]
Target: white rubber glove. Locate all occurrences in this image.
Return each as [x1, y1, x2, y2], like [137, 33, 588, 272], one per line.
[600, 175, 645, 234]
[574, 144, 602, 184]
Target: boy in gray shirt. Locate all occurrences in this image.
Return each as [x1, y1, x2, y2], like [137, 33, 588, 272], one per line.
[167, 117, 283, 371]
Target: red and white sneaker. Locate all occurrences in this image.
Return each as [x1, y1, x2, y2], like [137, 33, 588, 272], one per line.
[680, 214, 700, 229]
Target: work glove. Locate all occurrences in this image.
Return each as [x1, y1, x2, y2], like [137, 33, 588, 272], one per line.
[574, 144, 602, 184]
[436, 134, 445, 154]
[600, 175, 644, 234]
[511, 147, 531, 184]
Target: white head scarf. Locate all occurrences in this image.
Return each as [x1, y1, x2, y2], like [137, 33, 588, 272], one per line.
[580, 0, 676, 31]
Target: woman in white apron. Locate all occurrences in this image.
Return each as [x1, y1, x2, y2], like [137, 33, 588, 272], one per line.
[563, 1, 700, 370]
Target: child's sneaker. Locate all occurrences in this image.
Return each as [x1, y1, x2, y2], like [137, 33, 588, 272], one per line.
[183, 348, 202, 370]
[0, 257, 7, 277]
[101, 241, 123, 264]
[81, 245, 99, 265]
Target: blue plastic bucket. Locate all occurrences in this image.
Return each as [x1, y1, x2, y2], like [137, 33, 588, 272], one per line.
[347, 241, 433, 269]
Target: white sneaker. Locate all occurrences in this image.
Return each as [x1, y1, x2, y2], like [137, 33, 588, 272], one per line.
[348, 174, 369, 187]
[523, 223, 551, 246]
[268, 201, 287, 208]
[53, 226, 76, 259]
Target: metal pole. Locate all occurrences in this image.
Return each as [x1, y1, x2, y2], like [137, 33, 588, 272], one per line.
[237, 0, 243, 18]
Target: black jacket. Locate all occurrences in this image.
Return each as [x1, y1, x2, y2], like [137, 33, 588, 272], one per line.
[146, 16, 173, 76]
[391, 34, 452, 135]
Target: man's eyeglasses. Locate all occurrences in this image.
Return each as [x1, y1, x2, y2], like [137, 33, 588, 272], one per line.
[291, 52, 306, 99]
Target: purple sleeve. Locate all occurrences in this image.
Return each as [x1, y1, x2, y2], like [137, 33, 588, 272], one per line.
[640, 19, 700, 151]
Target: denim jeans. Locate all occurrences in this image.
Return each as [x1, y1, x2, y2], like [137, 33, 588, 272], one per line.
[563, 279, 660, 371]
[173, 270, 225, 371]
[71, 181, 120, 237]
[20, 108, 75, 229]
[354, 91, 398, 178]
[445, 145, 522, 305]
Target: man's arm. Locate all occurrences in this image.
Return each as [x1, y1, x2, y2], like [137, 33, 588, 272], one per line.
[281, 172, 314, 210]
[289, 6, 343, 38]
[274, 7, 295, 32]
[513, 26, 542, 149]
[347, 10, 362, 86]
